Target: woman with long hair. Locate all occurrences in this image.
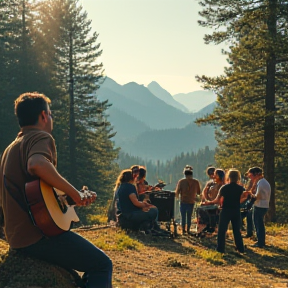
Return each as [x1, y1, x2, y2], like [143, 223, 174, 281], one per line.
[116, 169, 164, 235]
[207, 169, 248, 253]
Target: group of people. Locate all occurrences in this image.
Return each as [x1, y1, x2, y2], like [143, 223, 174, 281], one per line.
[175, 165, 271, 253]
[110, 165, 168, 236]
[0, 91, 273, 288]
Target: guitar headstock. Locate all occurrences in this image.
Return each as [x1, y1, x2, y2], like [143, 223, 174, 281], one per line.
[81, 185, 89, 192]
[80, 186, 97, 197]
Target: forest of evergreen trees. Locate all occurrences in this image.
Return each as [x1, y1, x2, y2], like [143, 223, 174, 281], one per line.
[0, 0, 120, 222]
[196, 0, 288, 222]
[1, 0, 288, 224]
[117, 147, 215, 191]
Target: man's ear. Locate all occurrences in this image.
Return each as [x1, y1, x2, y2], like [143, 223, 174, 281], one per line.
[40, 111, 46, 122]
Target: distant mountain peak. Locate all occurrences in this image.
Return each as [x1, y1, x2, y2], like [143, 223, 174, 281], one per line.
[148, 81, 161, 87]
[173, 90, 216, 113]
[147, 81, 189, 113]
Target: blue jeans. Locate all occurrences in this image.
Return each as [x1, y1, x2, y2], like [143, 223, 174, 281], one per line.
[246, 209, 254, 235]
[217, 209, 244, 253]
[253, 206, 268, 246]
[180, 203, 194, 231]
[122, 207, 158, 230]
[17, 231, 113, 288]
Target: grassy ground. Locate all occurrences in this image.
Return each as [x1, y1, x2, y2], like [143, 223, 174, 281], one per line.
[0, 223, 288, 288]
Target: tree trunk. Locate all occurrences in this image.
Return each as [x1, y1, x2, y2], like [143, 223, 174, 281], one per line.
[264, 0, 277, 222]
[69, 30, 76, 183]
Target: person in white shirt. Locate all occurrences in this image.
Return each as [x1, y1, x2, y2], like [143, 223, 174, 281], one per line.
[246, 167, 271, 248]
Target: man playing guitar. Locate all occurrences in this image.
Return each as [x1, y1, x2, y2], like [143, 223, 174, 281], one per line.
[0, 92, 112, 288]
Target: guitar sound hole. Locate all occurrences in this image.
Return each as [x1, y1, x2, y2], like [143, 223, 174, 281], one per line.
[53, 190, 68, 213]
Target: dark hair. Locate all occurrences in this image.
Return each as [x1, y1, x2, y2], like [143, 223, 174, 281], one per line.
[215, 168, 225, 181]
[15, 92, 51, 127]
[119, 169, 133, 184]
[139, 166, 146, 180]
[114, 169, 133, 192]
[130, 165, 140, 174]
[184, 170, 193, 176]
[206, 166, 215, 176]
[248, 167, 263, 176]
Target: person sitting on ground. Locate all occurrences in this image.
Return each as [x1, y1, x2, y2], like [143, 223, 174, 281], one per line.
[207, 169, 247, 253]
[175, 165, 201, 235]
[117, 169, 165, 235]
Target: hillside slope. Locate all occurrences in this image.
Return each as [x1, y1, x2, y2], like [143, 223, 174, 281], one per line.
[1, 225, 287, 287]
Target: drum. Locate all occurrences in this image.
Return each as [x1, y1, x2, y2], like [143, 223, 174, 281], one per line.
[196, 205, 219, 226]
[148, 190, 175, 222]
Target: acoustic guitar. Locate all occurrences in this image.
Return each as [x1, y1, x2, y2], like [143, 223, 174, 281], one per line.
[25, 179, 80, 237]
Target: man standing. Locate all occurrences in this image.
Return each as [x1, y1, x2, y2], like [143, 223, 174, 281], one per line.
[175, 165, 201, 234]
[247, 167, 271, 248]
[0, 92, 112, 287]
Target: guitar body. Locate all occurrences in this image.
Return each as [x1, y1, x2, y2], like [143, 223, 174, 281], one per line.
[25, 179, 79, 237]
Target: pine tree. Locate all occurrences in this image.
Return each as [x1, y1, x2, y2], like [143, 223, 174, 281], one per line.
[196, 0, 288, 220]
[0, 0, 47, 153]
[34, 0, 119, 208]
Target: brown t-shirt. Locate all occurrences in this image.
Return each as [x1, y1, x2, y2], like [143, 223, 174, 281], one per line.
[0, 128, 57, 248]
[175, 177, 201, 204]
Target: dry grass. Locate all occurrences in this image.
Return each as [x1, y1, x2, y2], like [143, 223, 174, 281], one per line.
[1, 224, 288, 288]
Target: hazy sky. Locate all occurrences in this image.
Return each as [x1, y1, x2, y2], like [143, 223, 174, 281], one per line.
[81, 0, 228, 95]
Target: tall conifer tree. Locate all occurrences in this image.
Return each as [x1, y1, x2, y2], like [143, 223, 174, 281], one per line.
[34, 0, 119, 205]
[196, 0, 288, 220]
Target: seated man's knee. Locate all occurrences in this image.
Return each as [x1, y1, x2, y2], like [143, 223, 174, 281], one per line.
[149, 207, 158, 219]
[106, 257, 113, 272]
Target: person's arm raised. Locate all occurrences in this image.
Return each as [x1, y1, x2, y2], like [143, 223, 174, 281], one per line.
[27, 154, 86, 206]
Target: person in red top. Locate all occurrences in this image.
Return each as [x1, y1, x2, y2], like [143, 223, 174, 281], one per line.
[0, 92, 112, 288]
[175, 165, 201, 234]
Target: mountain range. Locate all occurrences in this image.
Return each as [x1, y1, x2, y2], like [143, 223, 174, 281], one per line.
[96, 77, 217, 161]
[173, 90, 216, 113]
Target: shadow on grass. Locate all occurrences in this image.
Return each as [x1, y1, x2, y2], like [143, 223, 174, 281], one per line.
[126, 229, 194, 255]
[117, 225, 288, 278]
[242, 245, 288, 278]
